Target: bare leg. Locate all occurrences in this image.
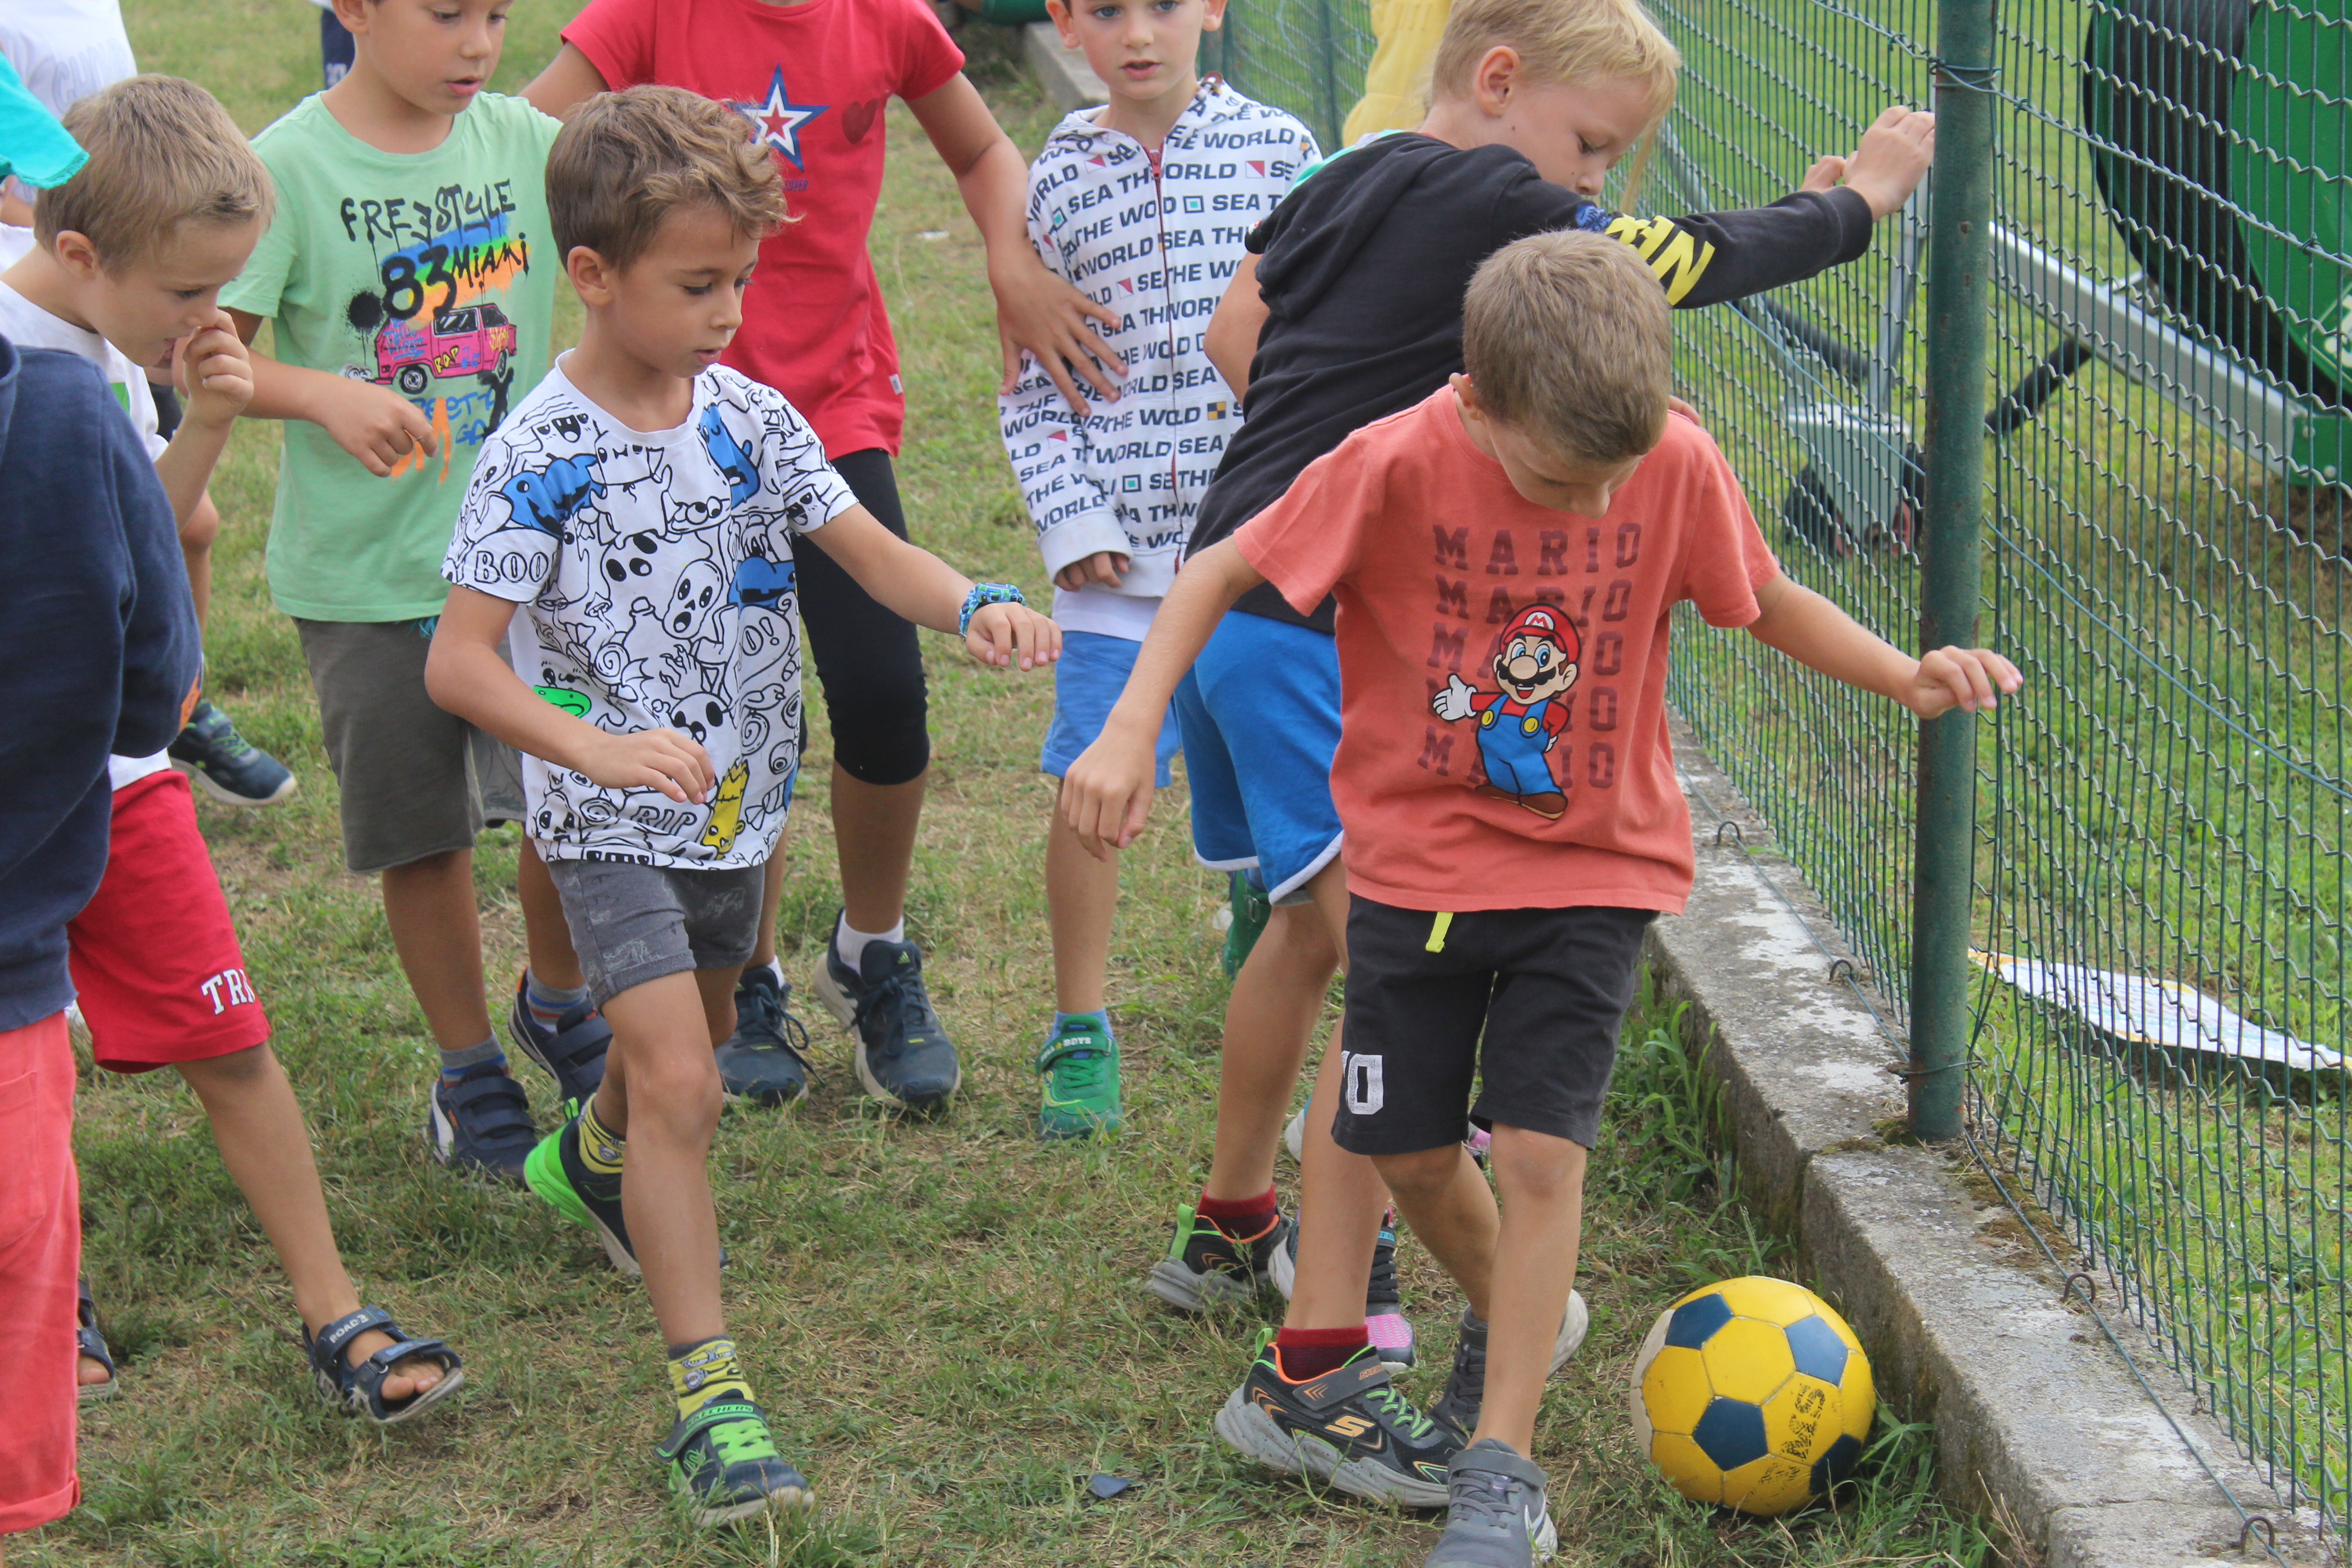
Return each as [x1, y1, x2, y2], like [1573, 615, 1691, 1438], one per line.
[1372, 1142, 1501, 1317]
[1462, 1126, 1586, 1454]
[746, 840, 789, 971]
[181, 490, 220, 628]
[1047, 785, 1122, 1016]
[378, 848, 492, 1051]
[831, 767, 926, 934]
[590, 968, 739, 1346]
[1201, 901, 1338, 1202]
[517, 839, 583, 992]
[178, 1045, 442, 1399]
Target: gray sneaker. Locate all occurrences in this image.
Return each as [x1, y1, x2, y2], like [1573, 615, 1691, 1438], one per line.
[1425, 1439, 1556, 1568]
[1430, 1292, 1589, 1440]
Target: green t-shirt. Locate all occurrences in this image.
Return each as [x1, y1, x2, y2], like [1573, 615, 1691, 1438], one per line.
[225, 92, 561, 622]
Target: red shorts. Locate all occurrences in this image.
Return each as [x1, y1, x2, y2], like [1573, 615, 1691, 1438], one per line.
[0, 1011, 80, 1534]
[68, 770, 270, 1073]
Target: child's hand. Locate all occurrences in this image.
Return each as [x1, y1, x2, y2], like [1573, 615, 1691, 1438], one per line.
[320, 375, 442, 476]
[1061, 725, 1157, 859]
[578, 727, 715, 804]
[1906, 646, 2021, 718]
[994, 252, 1127, 414]
[1054, 550, 1130, 591]
[965, 603, 1062, 671]
[1841, 107, 1936, 218]
[1798, 154, 1846, 193]
[174, 311, 254, 429]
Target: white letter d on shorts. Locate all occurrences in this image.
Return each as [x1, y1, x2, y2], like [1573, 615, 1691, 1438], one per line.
[1342, 1051, 1385, 1116]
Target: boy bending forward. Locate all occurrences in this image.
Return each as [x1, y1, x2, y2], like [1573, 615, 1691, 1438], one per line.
[427, 87, 1056, 1523]
[1067, 231, 2015, 1566]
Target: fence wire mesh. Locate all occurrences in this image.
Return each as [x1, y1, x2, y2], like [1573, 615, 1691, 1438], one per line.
[1220, 0, 2348, 1546]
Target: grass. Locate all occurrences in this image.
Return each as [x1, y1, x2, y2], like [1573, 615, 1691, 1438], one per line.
[22, 2, 1998, 1562]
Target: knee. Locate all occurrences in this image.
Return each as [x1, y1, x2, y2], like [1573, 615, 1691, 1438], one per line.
[1489, 1125, 1587, 1204]
[181, 492, 222, 552]
[178, 1043, 271, 1094]
[1372, 1142, 1462, 1203]
[624, 1045, 722, 1140]
[1261, 904, 1339, 971]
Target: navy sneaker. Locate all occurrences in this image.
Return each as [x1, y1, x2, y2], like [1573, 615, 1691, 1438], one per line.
[657, 1399, 812, 1527]
[423, 1065, 536, 1184]
[505, 976, 611, 1107]
[810, 921, 960, 1110]
[171, 699, 297, 807]
[714, 964, 813, 1107]
[523, 1107, 637, 1275]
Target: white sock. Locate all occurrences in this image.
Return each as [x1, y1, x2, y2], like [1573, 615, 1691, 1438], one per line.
[836, 914, 906, 971]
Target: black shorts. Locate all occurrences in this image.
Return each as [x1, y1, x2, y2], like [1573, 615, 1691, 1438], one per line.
[1332, 896, 1654, 1155]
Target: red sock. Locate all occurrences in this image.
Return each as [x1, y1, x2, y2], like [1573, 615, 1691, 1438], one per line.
[1274, 1325, 1369, 1381]
[1196, 1185, 1280, 1243]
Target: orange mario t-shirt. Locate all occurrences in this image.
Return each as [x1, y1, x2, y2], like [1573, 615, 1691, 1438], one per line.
[1231, 388, 1779, 915]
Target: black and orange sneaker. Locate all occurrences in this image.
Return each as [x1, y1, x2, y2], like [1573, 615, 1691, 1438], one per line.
[1215, 1339, 1459, 1508]
[1147, 1203, 1289, 1312]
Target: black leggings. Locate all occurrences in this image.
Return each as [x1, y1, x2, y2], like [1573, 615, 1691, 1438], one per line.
[801, 448, 931, 786]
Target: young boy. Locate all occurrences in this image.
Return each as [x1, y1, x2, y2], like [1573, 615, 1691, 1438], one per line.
[1000, 0, 1316, 1139]
[426, 87, 1058, 1523]
[224, 0, 612, 1185]
[1073, 231, 2016, 1566]
[524, 0, 1129, 1114]
[1, 73, 462, 1426]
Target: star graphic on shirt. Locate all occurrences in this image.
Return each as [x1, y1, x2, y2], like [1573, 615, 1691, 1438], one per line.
[734, 64, 828, 170]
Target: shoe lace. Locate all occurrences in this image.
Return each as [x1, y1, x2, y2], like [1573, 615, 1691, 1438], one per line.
[1446, 1462, 1525, 1531]
[705, 1412, 782, 1466]
[200, 709, 259, 762]
[1437, 1327, 1486, 1429]
[1049, 1048, 1111, 1095]
[853, 959, 940, 1056]
[1362, 1374, 1441, 1445]
[1367, 1225, 1401, 1310]
[741, 976, 814, 1063]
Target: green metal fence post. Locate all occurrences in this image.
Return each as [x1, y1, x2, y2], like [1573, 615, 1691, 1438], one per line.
[1908, 0, 1997, 1141]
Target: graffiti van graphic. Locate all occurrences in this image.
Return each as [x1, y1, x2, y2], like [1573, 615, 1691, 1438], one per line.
[373, 303, 516, 394]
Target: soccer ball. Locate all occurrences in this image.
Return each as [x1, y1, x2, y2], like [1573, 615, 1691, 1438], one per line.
[1629, 1276, 1875, 1515]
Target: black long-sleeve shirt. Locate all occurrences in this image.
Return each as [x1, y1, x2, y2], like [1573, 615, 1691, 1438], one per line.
[0, 337, 200, 1030]
[1190, 133, 1877, 630]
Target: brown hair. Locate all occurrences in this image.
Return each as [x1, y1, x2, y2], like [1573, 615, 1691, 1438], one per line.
[547, 86, 789, 273]
[1427, 0, 1680, 192]
[1462, 228, 1671, 462]
[35, 75, 273, 270]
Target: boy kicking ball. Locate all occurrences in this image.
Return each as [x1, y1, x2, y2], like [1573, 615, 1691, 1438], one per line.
[1067, 232, 2017, 1566]
[426, 87, 1058, 1523]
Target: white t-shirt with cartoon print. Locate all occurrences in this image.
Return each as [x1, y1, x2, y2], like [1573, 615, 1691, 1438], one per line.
[444, 355, 855, 870]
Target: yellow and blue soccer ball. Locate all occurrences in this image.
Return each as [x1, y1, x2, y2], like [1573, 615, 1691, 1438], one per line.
[1629, 1276, 1876, 1515]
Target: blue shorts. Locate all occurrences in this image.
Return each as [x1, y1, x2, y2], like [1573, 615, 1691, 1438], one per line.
[1174, 611, 1344, 903]
[1041, 630, 1180, 788]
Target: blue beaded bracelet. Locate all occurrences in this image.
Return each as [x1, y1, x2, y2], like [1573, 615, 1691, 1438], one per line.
[959, 582, 1026, 637]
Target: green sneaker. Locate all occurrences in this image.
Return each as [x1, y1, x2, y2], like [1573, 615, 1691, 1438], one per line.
[523, 1109, 637, 1276]
[1222, 870, 1272, 977]
[656, 1399, 812, 1528]
[1036, 1014, 1121, 1140]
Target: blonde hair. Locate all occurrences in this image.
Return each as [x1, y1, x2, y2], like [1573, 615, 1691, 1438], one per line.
[547, 86, 789, 273]
[35, 76, 273, 270]
[1427, 0, 1681, 192]
[1462, 229, 1670, 462]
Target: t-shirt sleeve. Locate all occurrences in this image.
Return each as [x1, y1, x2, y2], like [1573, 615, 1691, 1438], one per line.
[561, 0, 659, 91]
[1668, 418, 1779, 627]
[1230, 433, 1385, 615]
[442, 430, 559, 603]
[756, 394, 858, 537]
[220, 138, 296, 320]
[894, 0, 966, 101]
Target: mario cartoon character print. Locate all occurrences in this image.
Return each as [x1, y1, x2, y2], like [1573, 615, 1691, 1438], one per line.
[1430, 604, 1580, 819]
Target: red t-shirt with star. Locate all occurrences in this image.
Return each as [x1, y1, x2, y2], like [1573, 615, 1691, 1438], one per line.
[564, 0, 965, 457]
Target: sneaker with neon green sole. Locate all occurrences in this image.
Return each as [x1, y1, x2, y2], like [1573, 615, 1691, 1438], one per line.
[523, 1109, 637, 1276]
[1036, 1014, 1121, 1140]
[657, 1399, 812, 1528]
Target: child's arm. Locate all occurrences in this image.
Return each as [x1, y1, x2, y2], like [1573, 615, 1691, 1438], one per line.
[802, 505, 1062, 668]
[1061, 537, 1264, 857]
[225, 308, 440, 476]
[1744, 573, 2019, 717]
[904, 75, 1125, 414]
[148, 310, 251, 529]
[999, 210, 1130, 591]
[1205, 254, 1265, 400]
[424, 586, 718, 804]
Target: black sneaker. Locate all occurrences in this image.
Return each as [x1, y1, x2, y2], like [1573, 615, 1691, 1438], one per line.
[810, 920, 959, 1110]
[422, 1066, 536, 1184]
[1426, 1439, 1556, 1567]
[656, 1399, 812, 1528]
[714, 964, 814, 1107]
[522, 1106, 637, 1275]
[1215, 1341, 1459, 1508]
[1147, 1204, 1289, 1312]
[1429, 1294, 1590, 1441]
[505, 976, 611, 1106]
[1270, 1215, 1416, 1366]
[171, 699, 296, 807]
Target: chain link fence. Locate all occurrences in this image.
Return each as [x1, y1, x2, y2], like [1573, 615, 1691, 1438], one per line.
[1219, 0, 2348, 1547]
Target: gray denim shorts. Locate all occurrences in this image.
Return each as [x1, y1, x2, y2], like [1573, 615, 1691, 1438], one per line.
[542, 858, 764, 1007]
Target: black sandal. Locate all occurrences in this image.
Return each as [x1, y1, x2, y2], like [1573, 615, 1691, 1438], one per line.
[302, 1306, 465, 1425]
[76, 1276, 117, 1404]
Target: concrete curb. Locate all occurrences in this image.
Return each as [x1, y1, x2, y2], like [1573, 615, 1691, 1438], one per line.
[1649, 720, 2327, 1567]
[1022, 20, 1108, 112]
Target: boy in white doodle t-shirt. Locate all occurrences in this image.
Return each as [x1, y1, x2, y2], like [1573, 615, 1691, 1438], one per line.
[425, 88, 1058, 1525]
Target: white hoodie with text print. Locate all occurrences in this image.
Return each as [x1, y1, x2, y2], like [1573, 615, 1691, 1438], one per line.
[999, 79, 1317, 639]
